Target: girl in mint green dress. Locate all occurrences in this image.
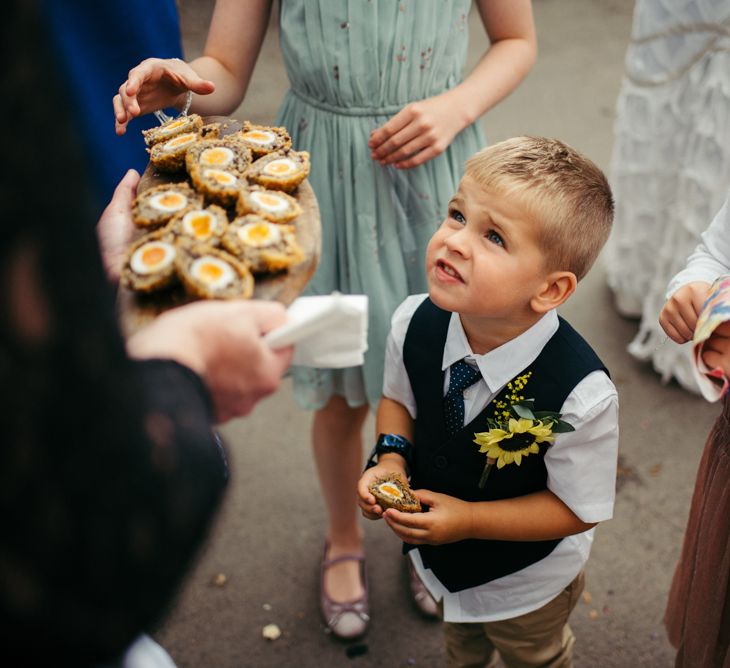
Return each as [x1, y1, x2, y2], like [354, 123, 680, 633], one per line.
[114, 0, 536, 640]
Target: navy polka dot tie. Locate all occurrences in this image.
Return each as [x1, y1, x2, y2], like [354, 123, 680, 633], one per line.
[443, 359, 481, 436]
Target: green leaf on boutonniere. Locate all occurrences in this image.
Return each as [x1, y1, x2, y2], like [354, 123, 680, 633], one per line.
[512, 403, 535, 420]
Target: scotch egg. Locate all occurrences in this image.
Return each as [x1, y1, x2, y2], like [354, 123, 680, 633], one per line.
[121, 229, 179, 293]
[190, 256, 236, 291]
[237, 121, 291, 157]
[132, 182, 202, 229]
[142, 113, 203, 147]
[170, 204, 228, 243]
[150, 131, 201, 172]
[236, 186, 302, 223]
[189, 165, 243, 207]
[248, 150, 310, 192]
[175, 242, 254, 299]
[222, 215, 304, 274]
[368, 474, 421, 513]
[185, 137, 252, 178]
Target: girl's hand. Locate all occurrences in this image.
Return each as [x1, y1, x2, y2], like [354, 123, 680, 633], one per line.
[368, 91, 469, 169]
[357, 457, 408, 520]
[701, 321, 730, 375]
[659, 281, 711, 343]
[113, 58, 215, 135]
[383, 489, 473, 545]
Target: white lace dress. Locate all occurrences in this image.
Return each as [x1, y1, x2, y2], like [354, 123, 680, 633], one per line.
[606, 0, 730, 393]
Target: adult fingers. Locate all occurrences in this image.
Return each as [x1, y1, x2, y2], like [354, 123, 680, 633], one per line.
[379, 131, 434, 165]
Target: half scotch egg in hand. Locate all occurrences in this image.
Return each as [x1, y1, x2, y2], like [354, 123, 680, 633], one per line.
[368, 473, 422, 513]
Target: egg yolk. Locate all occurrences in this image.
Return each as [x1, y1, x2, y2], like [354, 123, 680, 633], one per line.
[168, 133, 196, 148]
[163, 118, 187, 132]
[158, 193, 184, 208]
[256, 193, 284, 208]
[190, 215, 212, 237]
[201, 148, 230, 165]
[247, 223, 272, 241]
[141, 246, 166, 267]
[207, 170, 236, 185]
[244, 130, 273, 143]
[379, 484, 403, 498]
[198, 262, 225, 283]
[265, 161, 293, 175]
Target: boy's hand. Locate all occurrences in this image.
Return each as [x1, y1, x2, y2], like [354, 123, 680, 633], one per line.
[357, 456, 408, 520]
[659, 281, 711, 343]
[383, 489, 473, 545]
[701, 321, 730, 376]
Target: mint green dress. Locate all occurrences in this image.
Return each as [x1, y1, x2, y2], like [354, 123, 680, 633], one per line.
[277, 0, 485, 410]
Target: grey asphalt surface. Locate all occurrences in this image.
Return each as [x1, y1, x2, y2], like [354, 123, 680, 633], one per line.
[154, 2, 719, 666]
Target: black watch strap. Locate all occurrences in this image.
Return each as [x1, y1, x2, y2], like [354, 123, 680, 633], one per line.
[365, 433, 413, 472]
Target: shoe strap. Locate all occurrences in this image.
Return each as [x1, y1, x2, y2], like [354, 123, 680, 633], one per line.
[323, 552, 365, 568]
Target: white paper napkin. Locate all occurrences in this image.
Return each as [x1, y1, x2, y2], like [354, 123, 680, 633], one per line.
[264, 294, 368, 368]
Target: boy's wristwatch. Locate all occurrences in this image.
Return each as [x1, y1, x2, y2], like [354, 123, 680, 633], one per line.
[365, 433, 413, 472]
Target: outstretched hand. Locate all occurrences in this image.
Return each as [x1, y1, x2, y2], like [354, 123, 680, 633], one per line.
[113, 58, 215, 135]
[368, 91, 469, 169]
[127, 299, 293, 423]
[383, 489, 473, 545]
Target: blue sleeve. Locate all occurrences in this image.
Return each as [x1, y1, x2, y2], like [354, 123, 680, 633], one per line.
[42, 1, 184, 211]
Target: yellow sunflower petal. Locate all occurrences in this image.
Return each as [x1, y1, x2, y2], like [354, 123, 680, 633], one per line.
[496, 455, 507, 469]
[528, 442, 540, 454]
[514, 452, 522, 466]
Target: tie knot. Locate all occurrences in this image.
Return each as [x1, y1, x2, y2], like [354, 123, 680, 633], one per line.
[446, 359, 481, 396]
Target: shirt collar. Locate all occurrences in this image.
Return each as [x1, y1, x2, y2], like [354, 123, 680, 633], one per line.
[442, 310, 559, 393]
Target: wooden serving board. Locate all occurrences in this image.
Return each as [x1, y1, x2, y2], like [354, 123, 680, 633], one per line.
[117, 117, 321, 337]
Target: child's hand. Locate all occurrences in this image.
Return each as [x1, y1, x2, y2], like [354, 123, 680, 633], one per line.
[368, 91, 468, 170]
[357, 457, 408, 520]
[113, 58, 215, 136]
[383, 489, 473, 545]
[701, 321, 730, 376]
[659, 281, 711, 343]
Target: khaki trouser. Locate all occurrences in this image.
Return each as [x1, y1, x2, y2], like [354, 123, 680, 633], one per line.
[442, 571, 585, 668]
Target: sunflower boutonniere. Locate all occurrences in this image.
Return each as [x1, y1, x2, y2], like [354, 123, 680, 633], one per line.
[473, 399, 574, 489]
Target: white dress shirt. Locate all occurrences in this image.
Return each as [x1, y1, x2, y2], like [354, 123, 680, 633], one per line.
[667, 188, 730, 296]
[382, 295, 619, 623]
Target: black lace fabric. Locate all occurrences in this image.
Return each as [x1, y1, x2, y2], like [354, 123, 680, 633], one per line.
[0, 4, 227, 664]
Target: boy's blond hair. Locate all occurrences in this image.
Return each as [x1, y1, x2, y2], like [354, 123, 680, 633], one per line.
[465, 137, 613, 281]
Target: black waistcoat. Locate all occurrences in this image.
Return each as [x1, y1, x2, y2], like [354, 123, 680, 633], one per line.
[403, 298, 608, 593]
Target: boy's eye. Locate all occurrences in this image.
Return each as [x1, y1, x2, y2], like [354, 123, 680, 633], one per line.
[486, 230, 505, 247]
[448, 208, 465, 224]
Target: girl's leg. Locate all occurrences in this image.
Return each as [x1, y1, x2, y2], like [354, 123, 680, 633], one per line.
[312, 394, 369, 602]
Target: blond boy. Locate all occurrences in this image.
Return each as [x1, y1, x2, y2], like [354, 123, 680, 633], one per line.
[358, 137, 618, 668]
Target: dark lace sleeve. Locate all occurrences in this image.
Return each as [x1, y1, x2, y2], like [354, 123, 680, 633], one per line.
[0, 4, 227, 665]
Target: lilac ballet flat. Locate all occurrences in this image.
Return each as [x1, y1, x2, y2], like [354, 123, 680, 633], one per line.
[320, 543, 370, 640]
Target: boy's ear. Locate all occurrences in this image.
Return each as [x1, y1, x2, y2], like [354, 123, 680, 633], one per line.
[530, 271, 577, 314]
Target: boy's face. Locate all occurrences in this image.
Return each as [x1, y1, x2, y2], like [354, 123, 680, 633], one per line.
[426, 175, 550, 322]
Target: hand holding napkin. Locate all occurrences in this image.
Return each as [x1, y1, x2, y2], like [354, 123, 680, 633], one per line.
[264, 294, 368, 368]
[692, 275, 730, 401]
